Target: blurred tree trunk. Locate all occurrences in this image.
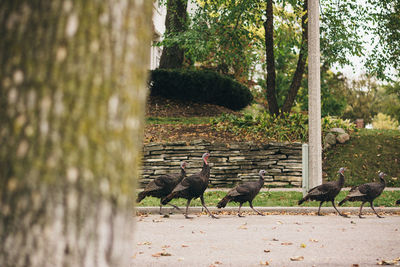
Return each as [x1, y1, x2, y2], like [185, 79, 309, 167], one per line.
[159, 0, 188, 69]
[0, 1, 152, 267]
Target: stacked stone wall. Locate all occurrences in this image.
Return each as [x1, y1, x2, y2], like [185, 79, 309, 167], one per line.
[141, 140, 302, 188]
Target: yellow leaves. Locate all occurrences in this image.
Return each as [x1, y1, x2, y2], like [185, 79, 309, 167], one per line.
[238, 222, 248, 229]
[300, 243, 306, 248]
[377, 257, 400, 265]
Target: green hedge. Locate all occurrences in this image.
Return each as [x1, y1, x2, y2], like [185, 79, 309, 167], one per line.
[149, 69, 253, 110]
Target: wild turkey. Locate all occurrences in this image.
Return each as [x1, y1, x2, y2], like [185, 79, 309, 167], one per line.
[339, 172, 386, 218]
[137, 161, 187, 214]
[396, 199, 400, 205]
[162, 152, 217, 219]
[298, 167, 348, 217]
[217, 170, 267, 217]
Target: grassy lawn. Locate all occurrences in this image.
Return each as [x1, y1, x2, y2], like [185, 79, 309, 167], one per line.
[136, 190, 400, 208]
[323, 129, 400, 187]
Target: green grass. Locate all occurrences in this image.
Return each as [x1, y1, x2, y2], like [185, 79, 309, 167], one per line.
[136, 190, 400, 207]
[324, 129, 400, 187]
[146, 117, 212, 125]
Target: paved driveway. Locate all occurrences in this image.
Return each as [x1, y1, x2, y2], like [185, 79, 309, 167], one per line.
[132, 211, 400, 267]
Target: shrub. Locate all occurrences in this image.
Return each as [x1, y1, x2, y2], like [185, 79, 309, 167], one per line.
[321, 116, 356, 135]
[149, 69, 253, 110]
[372, 113, 399, 130]
[212, 113, 356, 142]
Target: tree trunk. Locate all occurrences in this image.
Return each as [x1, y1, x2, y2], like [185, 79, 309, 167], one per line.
[0, 1, 152, 267]
[281, 0, 308, 115]
[159, 0, 188, 69]
[264, 0, 280, 116]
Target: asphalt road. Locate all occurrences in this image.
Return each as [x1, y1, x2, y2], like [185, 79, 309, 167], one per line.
[132, 212, 400, 267]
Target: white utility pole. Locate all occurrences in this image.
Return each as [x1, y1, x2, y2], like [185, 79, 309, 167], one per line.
[308, 0, 322, 188]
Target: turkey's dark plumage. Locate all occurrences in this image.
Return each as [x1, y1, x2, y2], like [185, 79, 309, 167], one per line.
[298, 167, 348, 217]
[137, 161, 186, 214]
[217, 170, 266, 217]
[396, 199, 400, 205]
[339, 172, 386, 218]
[162, 153, 217, 219]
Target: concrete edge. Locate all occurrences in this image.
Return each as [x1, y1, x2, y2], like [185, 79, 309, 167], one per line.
[135, 206, 400, 215]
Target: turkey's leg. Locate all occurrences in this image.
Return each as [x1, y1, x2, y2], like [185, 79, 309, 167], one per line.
[359, 202, 365, 218]
[317, 201, 324, 216]
[184, 199, 193, 219]
[370, 201, 384, 218]
[249, 201, 264, 216]
[200, 195, 218, 219]
[331, 200, 349, 217]
[238, 203, 244, 217]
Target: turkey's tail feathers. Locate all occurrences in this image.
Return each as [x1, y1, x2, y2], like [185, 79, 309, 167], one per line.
[298, 195, 308, 205]
[136, 191, 147, 203]
[338, 198, 348, 206]
[161, 191, 177, 205]
[217, 195, 231, 208]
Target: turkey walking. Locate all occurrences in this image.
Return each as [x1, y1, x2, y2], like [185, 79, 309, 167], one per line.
[339, 172, 386, 218]
[137, 161, 187, 214]
[162, 152, 217, 219]
[217, 170, 266, 217]
[298, 167, 348, 217]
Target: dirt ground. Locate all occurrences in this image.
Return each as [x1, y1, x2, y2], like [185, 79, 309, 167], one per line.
[144, 96, 244, 144]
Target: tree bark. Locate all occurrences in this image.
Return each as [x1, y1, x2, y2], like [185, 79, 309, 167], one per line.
[0, 1, 152, 266]
[281, 0, 308, 115]
[159, 0, 188, 69]
[264, 0, 280, 116]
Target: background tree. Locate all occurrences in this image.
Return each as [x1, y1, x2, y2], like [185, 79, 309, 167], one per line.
[159, 0, 188, 69]
[342, 75, 379, 124]
[0, 1, 152, 266]
[365, 0, 400, 80]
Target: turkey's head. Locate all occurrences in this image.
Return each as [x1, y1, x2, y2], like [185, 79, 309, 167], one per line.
[202, 152, 210, 165]
[338, 167, 346, 175]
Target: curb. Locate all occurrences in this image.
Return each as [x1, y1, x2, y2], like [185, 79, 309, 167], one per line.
[136, 206, 400, 215]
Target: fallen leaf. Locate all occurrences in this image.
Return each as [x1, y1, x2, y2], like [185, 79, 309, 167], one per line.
[281, 242, 293, 246]
[290, 256, 304, 261]
[137, 241, 152, 246]
[152, 219, 163, 223]
[272, 238, 279, 241]
[260, 260, 269, 265]
[182, 244, 189, 248]
[352, 264, 359, 267]
[300, 243, 306, 248]
[163, 214, 170, 218]
[264, 249, 271, 253]
[309, 239, 319, 242]
[377, 258, 400, 265]
[161, 252, 172, 256]
[161, 245, 170, 249]
[276, 220, 283, 225]
[351, 221, 356, 224]
[238, 223, 248, 229]
[152, 251, 172, 257]
[178, 257, 184, 261]
[214, 261, 222, 264]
